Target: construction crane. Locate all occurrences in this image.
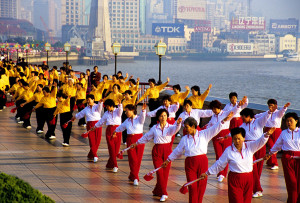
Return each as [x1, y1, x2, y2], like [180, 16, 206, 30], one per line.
[40, 16, 54, 44]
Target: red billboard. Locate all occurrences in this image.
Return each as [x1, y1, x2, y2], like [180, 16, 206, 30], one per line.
[194, 20, 211, 33]
[231, 17, 266, 31]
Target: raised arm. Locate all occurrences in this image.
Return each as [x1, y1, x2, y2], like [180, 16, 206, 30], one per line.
[206, 149, 229, 175]
[138, 103, 147, 124]
[136, 88, 150, 104]
[94, 114, 107, 128]
[147, 106, 161, 117]
[167, 120, 182, 136]
[277, 103, 290, 118]
[136, 128, 155, 145]
[248, 130, 273, 154]
[195, 109, 214, 118]
[167, 137, 186, 161]
[199, 84, 212, 100]
[157, 78, 169, 91]
[115, 120, 127, 133]
[256, 110, 271, 129]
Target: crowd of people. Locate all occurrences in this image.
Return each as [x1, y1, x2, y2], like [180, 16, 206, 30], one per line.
[0, 58, 299, 203]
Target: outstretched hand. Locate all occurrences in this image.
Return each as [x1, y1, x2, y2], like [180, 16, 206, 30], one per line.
[284, 102, 291, 108]
[177, 118, 183, 125]
[223, 112, 234, 122]
[238, 96, 247, 106]
[162, 160, 170, 168]
[166, 77, 170, 83]
[142, 103, 147, 111]
[266, 127, 276, 136]
[199, 173, 208, 180]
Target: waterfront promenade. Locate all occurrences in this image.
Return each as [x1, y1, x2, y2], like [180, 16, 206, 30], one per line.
[0, 105, 288, 202]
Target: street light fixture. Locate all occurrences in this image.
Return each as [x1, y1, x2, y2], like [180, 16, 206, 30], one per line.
[15, 43, 20, 63]
[64, 42, 71, 65]
[111, 42, 121, 75]
[154, 41, 167, 84]
[45, 42, 51, 65]
[24, 43, 30, 63]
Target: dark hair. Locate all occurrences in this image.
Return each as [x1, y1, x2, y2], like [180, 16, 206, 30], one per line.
[37, 84, 43, 89]
[93, 66, 98, 70]
[57, 92, 68, 99]
[86, 69, 90, 72]
[173, 84, 181, 91]
[229, 92, 238, 99]
[117, 71, 122, 75]
[267, 99, 277, 105]
[104, 99, 115, 107]
[285, 112, 299, 126]
[19, 72, 25, 77]
[162, 95, 172, 102]
[77, 83, 83, 88]
[156, 108, 169, 121]
[124, 90, 132, 95]
[80, 72, 85, 77]
[103, 74, 108, 80]
[231, 127, 246, 138]
[60, 67, 65, 71]
[118, 76, 124, 80]
[39, 73, 44, 77]
[184, 117, 198, 129]
[129, 78, 136, 85]
[43, 86, 50, 93]
[148, 78, 156, 85]
[191, 85, 201, 96]
[113, 84, 120, 90]
[209, 100, 222, 109]
[53, 66, 57, 70]
[183, 100, 193, 107]
[22, 81, 29, 87]
[112, 74, 118, 79]
[125, 104, 137, 115]
[53, 79, 58, 85]
[86, 94, 95, 100]
[240, 108, 254, 118]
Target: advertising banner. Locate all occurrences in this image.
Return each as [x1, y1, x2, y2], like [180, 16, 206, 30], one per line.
[269, 19, 299, 35]
[152, 23, 185, 37]
[177, 0, 206, 20]
[231, 17, 265, 31]
[194, 20, 211, 32]
[227, 43, 253, 53]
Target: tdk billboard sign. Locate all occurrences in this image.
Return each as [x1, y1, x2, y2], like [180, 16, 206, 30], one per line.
[152, 23, 185, 37]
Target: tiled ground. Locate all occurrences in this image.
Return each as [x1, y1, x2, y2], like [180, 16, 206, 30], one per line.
[0, 106, 287, 202]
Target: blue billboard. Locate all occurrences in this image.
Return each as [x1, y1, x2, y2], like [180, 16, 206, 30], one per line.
[152, 23, 185, 37]
[269, 19, 299, 35]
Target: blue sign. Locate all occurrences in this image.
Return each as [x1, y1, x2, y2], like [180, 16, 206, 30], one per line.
[269, 19, 299, 35]
[152, 23, 185, 37]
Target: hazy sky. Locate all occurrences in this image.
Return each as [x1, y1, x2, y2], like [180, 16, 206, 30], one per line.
[252, 0, 300, 20]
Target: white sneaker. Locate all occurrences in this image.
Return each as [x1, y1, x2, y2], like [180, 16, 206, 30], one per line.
[3, 106, 6, 109]
[37, 130, 44, 134]
[176, 133, 181, 137]
[133, 179, 139, 186]
[252, 191, 263, 198]
[0, 109, 3, 112]
[217, 175, 225, 183]
[49, 136, 56, 140]
[18, 121, 24, 124]
[270, 165, 279, 170]
[112, 167, 118, 173]
[62, 143, 69, 147]
[26, 126, 32, 129]
[93, 157, 98, 163]
[16, 117, 20, 121]
[160, 195, 168, 202]
[123, 142, 127, 145]
[83, 124, 86, 127]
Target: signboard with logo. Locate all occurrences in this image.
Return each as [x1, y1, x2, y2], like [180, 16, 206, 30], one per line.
[231, 17, 265, 31]
[194, 20, 211, 33]
[227, 43, 253, 53]
[177, 0, 206, 20]
[152, 23, 185, 37]
[269, 19, 299, 35]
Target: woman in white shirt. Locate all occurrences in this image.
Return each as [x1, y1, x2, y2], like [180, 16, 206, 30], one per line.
[200, 127, 273, 203]
[162, 113, 233, 203]
[131, 108, 181, 202]
[265, 112, 300, 203]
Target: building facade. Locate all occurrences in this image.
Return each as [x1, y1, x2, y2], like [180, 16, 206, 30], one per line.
[248, 32, 275, 55]
[0, 0, 20, 19]
[276, 34, 297, 53]
[61, 0, 85, 26]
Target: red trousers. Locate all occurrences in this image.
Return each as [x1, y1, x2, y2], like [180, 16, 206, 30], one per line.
[264, 127, 282, 167]
[212, 129, 231, 177]
[252, 145, 266, 193]
[105, 125, 122, 168]
[282, 151, 300, 203]
[86, 121, 102, 159]
[228, 172, 253, 203]
[152, 143, 172, 196]
[126, 133, 145, 181]
[229, 117, 243, 130]
[185, 154, 208, 203]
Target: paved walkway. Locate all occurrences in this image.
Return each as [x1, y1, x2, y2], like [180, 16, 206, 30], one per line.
[0, 106, 288, 202]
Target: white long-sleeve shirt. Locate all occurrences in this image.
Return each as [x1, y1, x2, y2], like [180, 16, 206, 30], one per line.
[241, 111, 271, 141]
[167, 120, 228, 161]
[94, 104, 123, 127]
[115, 110, 146, 134]
[136, 123, 181, 145]
[255, 107, 287, 128]
[270, 127, 300, 153]
[178, 109, 213, 126]
[75, 102, 103, 122]
[223, 99, 248, 118]
[207, 133, 270, 174]
[207, 104, 242, 129]
[147, 103, 179, 118]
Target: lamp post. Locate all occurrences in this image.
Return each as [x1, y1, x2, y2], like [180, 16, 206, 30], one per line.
[15, 43, 19, 63]
[154, 41, 167, 85]
[64, 42, 71, 65]
[45, 42, 51, 65]
[24, 43, 29, 63]
[111, 42, 121, 75]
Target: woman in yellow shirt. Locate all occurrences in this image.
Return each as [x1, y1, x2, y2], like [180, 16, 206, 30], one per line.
[61, 78, 77, 113]
[104, 84, 123, 106]
[128, 78, 139, 96]
[89, 83, 105, 103]
[136, 77, 169, 127]
[54, 93, 72, 147]
[171, 84, 190, 119]
[188, 84, 212, 109]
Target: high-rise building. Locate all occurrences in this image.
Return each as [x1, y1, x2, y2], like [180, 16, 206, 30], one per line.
[0, 0, 20, 19]
[139, 0, 146, 35]
[61, 0, 85, 26]
[19, 0, 33, 23]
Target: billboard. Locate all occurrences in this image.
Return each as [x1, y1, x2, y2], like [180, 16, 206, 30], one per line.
[194, 20, 211, 33]
[227, 43, 253, 53]
[177, 0, 206, 20]
[152, 23, 185, 37]
[231, 17, 266, 31]
[269, 19, 299, 35]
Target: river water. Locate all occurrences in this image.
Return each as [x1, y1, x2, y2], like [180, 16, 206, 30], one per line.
[73, 60, 300, 110]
